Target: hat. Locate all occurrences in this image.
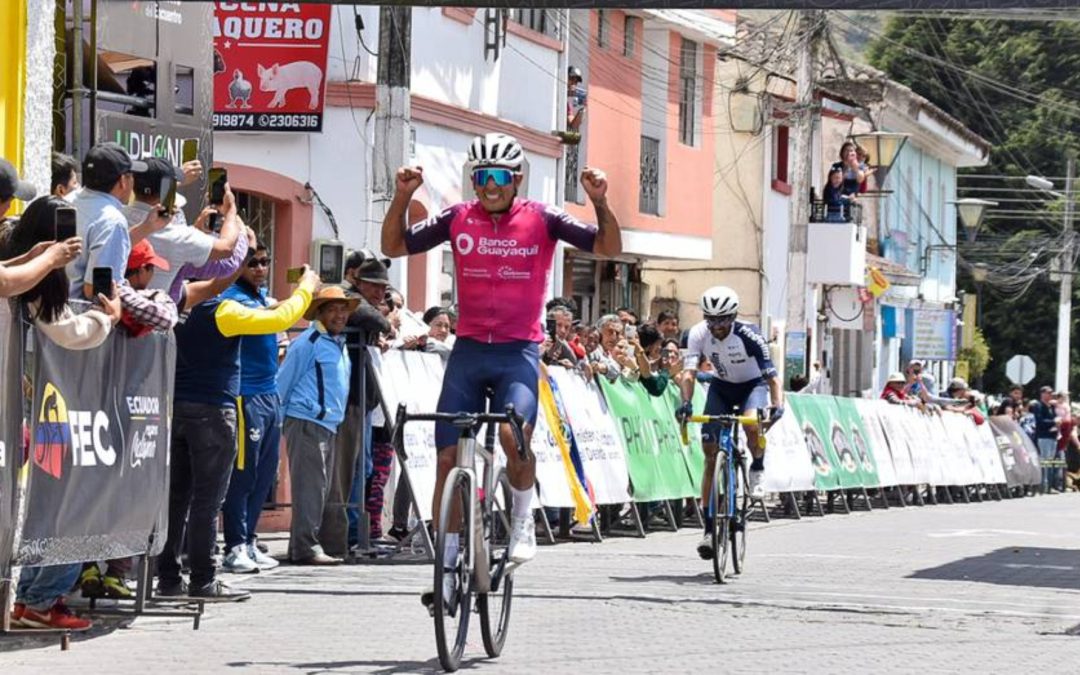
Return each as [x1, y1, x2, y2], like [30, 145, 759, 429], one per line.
[908, 359, 925, 368]
[126, 239, 170, 273]
[947, 377, 969, 392]
[345, 249, 391, 274]
[82, 142, 148, 191]
[356, 256, 390, 285]
[0, 158, 36, 202]
[304, 286, 360, 321]
[886, 372, 905, 384]
[134, 157, 184, 199]
[568, 65, 583, 82]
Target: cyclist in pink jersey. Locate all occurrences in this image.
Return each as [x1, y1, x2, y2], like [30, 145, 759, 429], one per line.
[382, 133, 621, 604]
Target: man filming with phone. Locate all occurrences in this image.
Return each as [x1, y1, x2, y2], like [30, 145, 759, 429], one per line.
[122, 158, 244, 303]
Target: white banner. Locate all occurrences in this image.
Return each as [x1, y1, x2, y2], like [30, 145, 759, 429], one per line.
[548, 367, 631, 506]
[762, 410, 816, 493]
[853, 400, 899, 488]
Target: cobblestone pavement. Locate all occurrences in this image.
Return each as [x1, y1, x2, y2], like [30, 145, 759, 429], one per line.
[5, 492, 1080, 673]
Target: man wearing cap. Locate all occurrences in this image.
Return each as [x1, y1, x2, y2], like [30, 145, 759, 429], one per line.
[279, 286, 356, 565]
[1034, 385, 1062, 492]
[218, 243, 288, 573]
[320, 252, 390, 557]
[156, 264, 319, 600]
[68, 141, 165, 298]
[118, 239, 177, 338]
[944, 377, 985, 424]
[122, 157, 244, 300]
[1, 157, 38, 217]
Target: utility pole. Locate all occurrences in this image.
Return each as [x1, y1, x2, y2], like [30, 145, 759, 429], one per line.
[1055, 155, 1075, 392]
[786, 10, 821, 379]
[372, 6, 412, 294]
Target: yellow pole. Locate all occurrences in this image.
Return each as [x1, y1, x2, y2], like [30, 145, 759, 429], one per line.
[0, 0, 27, 211]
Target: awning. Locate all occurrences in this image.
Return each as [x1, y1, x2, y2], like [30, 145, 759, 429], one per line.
[866, 253, 921, 286]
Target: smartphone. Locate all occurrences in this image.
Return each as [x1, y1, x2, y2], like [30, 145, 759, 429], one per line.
[54, 206, 77, 241]
[181, 138, 198, 164]
[92, 267, 113, 299]
[286, 266, 306, 284]
[160, 175, 177, 214]
[207, 212, 222, 234]
[546, 318, 557, 339]
[624, 324, 637, 340]
[207, 167, 227, 205]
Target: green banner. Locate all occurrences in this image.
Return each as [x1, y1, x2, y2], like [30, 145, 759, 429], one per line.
[662, 381, 707, 492]
[597, 377, 696, 501]
[829, 397, 881, 488]
[787, 394, 845, 490]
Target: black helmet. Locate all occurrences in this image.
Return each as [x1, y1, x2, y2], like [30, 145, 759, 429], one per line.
[568, 65, 583, 82]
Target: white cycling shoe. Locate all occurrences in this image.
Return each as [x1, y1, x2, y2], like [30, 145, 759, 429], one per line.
[421, 573, 458, 616]
[508, 516, 537, 564]
[748, 469, 766, 499]
[696, 533, 715, 560]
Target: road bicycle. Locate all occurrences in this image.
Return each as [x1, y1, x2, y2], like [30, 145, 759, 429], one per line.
[393, 400, 526, 672]
[682, 410, 767, 583]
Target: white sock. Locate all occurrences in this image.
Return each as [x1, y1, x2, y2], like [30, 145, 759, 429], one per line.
[443, 533, 459, 569]
[511, 487, 533, 520]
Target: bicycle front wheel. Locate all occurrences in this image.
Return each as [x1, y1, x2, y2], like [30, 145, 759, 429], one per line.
[434, 470, 474, 672]
[730, 456, 750, 575]
[478, 469, 514, 658]
[711, 453, 731, 584]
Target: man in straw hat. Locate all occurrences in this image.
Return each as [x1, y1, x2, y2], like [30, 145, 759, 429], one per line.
[278, 286, 358, 565]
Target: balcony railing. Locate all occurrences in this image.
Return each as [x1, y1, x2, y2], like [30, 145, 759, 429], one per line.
[810, 200, 863, 225]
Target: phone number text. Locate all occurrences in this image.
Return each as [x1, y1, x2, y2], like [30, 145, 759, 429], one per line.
[213, 113, 323, 131]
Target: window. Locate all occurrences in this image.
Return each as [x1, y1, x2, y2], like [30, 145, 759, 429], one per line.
[96, 50, 156, 118]
[233, 191, 276, 292]
[771, 124, 790, 189]
[597, 10, 608, 48]
[174, 65, 194, 115]
[565, 144, 580, 203]
[509, 9, 560, 39]
[440, 246, 456, 309]
[640, 135, 660, 215]
[623, 16, 640, 57]
[678, 38, 698, 146]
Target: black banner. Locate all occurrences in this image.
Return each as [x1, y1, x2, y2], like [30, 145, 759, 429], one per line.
[0, 302, 23, 572]
[15, 330, 175, 566]
[988, 416, 1042, 488]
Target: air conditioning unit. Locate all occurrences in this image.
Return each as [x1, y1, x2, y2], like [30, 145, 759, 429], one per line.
[807, 222, 867, 286]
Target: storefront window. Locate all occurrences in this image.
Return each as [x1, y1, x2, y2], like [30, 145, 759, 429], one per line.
[234, 191, 275, 290]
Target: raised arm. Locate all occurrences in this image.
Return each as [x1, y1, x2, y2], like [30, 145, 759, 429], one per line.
[581, 168, 622, 257]
[381, 166, 424, 257]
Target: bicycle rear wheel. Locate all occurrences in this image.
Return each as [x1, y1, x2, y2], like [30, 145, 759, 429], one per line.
[434, 470, 474, 672]
[711, 453, 731, 584]
[478, 469, 514, 658]
[730, 456, 750, 575]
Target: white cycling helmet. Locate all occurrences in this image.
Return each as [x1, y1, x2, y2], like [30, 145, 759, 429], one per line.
[701, 286, 739, 317]
[467, 133, 524, 171]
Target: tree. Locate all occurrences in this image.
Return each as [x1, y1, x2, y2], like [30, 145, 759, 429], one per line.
[868, 16, 1080, 395]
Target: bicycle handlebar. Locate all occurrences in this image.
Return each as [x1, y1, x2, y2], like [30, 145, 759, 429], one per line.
[679, 408, 774, 446]
[393, 404, 529, 460]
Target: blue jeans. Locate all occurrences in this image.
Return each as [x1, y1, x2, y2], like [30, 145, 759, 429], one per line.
[1038, 437, 1060, 490]
[17, 564, 82, 610]
[346, 412, 374, 548]
[222, 393, 282, 550]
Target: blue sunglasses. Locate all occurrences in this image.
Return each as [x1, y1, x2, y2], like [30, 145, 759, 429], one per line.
[472, 168, 515, 187]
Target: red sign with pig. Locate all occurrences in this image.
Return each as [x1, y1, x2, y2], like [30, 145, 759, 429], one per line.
[212, 2, 331, 132]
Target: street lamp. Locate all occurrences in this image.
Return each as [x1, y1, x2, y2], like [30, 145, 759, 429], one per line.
[1027, 162, 1076, 392]
[851, 131, 909, 191]
[954, 198, 998, 243]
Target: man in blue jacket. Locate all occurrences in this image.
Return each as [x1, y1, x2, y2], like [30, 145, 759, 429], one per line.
[278, 286, 356, 565]
[219, 244, 284, 573]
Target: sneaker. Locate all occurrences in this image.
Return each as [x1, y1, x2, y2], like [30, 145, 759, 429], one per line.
[101, 573, 134, 600]
[508, 516, 537, 564]
[385, 526, 409, 542]
[10, 602, 26, 627]
[696, 533, 715, 560]
[156, 579, 189, 598]
[247, 543, 280, 571]
[222, 544, 260, 574]
[20, 601, 92, 630]
[79, 566, 104, 598]
[748, 469, 766, 499]
[189, 580, 251, 602]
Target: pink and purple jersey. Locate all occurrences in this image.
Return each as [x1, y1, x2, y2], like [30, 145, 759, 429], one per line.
[405, 199, 597, 343]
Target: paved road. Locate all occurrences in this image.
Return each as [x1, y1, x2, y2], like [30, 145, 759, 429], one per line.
[5, 493, 1080, 673]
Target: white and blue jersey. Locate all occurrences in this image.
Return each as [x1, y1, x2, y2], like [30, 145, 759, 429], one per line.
[683, 320, 777, 385]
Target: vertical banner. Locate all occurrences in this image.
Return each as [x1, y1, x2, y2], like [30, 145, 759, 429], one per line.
[761, 408, 817, 493]
[830, 397, 881, 488]
[987, 416, 1042, 487]
[16, 331, 175, 566]
[0, 302, 23, 571]
[875, 405, 917, 484]
[852, 400, 899, 487]
[213, 2, 332, 132]
[597, 377, 695, 502]
[787, 394, 852, 490]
